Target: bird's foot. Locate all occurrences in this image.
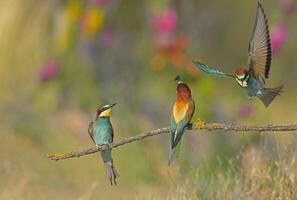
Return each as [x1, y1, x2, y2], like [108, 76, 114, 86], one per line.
[187, 123, 193, 129]
[96, 144, 109, 150]
[194, 119, 207, 129]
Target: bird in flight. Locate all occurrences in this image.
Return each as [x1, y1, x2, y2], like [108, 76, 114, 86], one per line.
[193, 2, 283, 107]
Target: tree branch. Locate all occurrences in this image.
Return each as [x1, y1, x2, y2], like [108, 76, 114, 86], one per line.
[47, 122, 297, 161]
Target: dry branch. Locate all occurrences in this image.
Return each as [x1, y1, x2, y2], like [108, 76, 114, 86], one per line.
[47, 122, 297, 161]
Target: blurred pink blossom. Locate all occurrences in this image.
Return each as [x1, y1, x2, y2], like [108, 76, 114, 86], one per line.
[270, 22, 288, 55]
[102, 29, 116, 47]
[39, 58, 59, 81]
[280, 0, 297, 15]
[153, 9, 177, 36]
[90, 0, 111, 6]
[237, 104, 253, 119]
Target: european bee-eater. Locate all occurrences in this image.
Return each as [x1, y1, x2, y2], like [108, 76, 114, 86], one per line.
[168, 76, 195, 165]
[193, 2, 283, 107]
[88, 103, 119, 185]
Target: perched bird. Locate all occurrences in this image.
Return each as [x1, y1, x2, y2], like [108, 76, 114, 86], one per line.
[168, 76, 195, 165]
[193, 2, 283, 107]
[88, 103, 119, 185]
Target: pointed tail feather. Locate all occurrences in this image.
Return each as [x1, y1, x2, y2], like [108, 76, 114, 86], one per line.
[259, 85, 284, 107]
[168, 143, 181, 166]
[101, 150, 119, 185]
[168, 147, 176, 166]
[104, 163, 119, 185]
[168, 130, 179, 166]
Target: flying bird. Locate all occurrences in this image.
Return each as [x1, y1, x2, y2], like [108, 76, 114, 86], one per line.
[168, 75, 195, 165]
[193, 2, 283, 107]
[88, 103, 119, 185]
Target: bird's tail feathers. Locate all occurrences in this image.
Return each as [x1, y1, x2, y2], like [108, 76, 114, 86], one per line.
[168, 143, 181, 166]
[171, 127, 186, 149]
[104, 162, 119, 185]
[260, 85, 284, 107]
[101, 150, 119, 185]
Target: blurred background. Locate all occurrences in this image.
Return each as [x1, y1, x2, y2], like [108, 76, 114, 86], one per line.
[0, 0, 297, 199]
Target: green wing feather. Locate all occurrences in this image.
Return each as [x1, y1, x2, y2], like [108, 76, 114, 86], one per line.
[193, 60, 235, 78]
[171, 118, 189, 148]
[169, 116, 187, 165]
[170, 100, 195, 149]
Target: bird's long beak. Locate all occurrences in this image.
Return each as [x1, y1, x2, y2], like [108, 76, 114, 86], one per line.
[226, 74, 236, 79]
[173, 75, 180, 82]
[109, 103, 117, 108]
[173, 75, 183, 84]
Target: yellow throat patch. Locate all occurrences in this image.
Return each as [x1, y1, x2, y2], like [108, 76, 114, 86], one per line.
[99, 108, 112, 117]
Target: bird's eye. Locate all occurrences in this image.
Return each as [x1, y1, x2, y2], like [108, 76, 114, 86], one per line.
[244, 74, 250, 81]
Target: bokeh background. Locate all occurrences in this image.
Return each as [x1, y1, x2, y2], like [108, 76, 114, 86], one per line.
[0, 0, 297, 199]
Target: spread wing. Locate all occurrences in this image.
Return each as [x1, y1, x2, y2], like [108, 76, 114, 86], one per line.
[248, 2, 272, 82]
[88, 122, 95, 143]
[193, 60, 235, 78]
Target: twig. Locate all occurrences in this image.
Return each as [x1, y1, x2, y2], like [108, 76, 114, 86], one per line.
[47, 122, 297, 161]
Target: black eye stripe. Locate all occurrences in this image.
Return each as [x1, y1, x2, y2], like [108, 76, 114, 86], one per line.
[238, 73, 249, 81]
[100, 105, 110, 112]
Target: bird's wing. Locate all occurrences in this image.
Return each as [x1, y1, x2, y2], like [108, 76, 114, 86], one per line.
[109, 125, 114, 143]
[88, 122, 95, 144]
[193, 60, 235, 78]
[171, 119, 187, 149]
[170, 115, 177, 147]
[171, 100, 195, 149]
[187, 100, 195, 122]
[247, 2, 272, 83]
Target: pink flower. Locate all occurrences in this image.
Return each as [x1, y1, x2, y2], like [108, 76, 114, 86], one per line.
[39, 58, 59, 81]
[270, 22, 288, 55]
[90, 0, 110, 6]
[102, 29, 116, 47]
[280, 0, 297, 16]
[153, 9, 177, 36]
